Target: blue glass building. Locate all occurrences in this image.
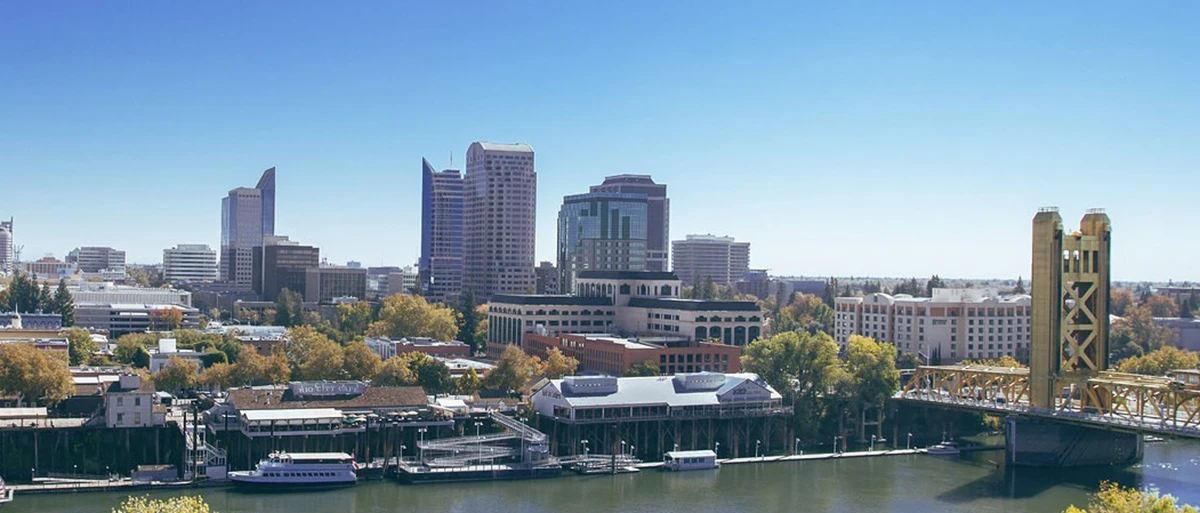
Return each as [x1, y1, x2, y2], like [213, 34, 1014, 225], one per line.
[420, 158, 464, 303]
[557, 192, 649, 293]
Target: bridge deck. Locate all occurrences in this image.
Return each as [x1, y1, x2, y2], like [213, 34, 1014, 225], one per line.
[896, 365, 1200, 439]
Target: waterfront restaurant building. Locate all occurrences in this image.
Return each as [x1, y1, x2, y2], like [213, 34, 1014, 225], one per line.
[532, 372, 791, 460]
[523, 332, 742, 376]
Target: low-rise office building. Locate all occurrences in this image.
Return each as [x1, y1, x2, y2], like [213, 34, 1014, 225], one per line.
[523, 332, 742, 376]
[163, 244, 219, 283]
[75, 304, 200, 337]
[305, 266, 367, 303]
[487, 271, 763, 356]
[834, 288, 1031, 363]
[0, 312, 63, 330]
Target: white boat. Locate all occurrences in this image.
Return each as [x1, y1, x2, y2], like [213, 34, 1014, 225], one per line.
[0, 477, 13, 508]
[926, 440, 960, 456]
[662, 450, 719, 471]
[1144, 435, 1166, 443]
[229, 452, 358, 491]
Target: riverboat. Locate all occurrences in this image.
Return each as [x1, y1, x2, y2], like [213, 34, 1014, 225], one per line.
[662, 450, 719, 471]
[229, 452, 357, 491]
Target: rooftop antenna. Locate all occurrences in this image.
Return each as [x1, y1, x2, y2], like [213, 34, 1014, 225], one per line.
[449, 151, 453, 169]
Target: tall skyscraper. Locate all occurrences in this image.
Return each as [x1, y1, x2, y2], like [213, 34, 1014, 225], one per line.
[671, 234, 750, 286]
[419, 158, 464, 303]
[590, 175, 669, 271]
[221, 167, 276, 287]
[463, 142, 536, 299]
[556, 192, 649, 293]
[0, 218, 12, 275]
[163, 244, 219, 283]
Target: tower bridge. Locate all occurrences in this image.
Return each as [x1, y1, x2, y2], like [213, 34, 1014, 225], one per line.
[894, 209, 1200, 467]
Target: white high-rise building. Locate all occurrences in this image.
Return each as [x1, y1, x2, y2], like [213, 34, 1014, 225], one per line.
[463, 142, 536, 299]
[163, 244, 219, 283]
[671, 234, 750, 286]
[0, 218, 12, 275]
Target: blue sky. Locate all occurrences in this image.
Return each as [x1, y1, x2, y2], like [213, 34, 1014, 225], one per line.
[1, 2, 1196, 281]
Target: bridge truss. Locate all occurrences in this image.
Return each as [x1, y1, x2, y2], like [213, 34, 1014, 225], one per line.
[896, 365, 1200, 438]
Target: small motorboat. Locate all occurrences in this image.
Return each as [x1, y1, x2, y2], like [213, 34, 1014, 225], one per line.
[926, 440, 960, 456]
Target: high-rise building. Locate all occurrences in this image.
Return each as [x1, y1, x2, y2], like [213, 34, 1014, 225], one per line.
[535, 261, 559, 295]
[68, 246, 127, 273]
[590, 175, 669, 272]
[0, 218, 12, 275]
[419, 158, 464, 303]
[221, 167, 276, 286]
[252, 236, 319, 301]
[463, 142, 536, 299]
[163, 244, 219, 283]
[556, 192, 649, 293]
[671, 234, 750, 286]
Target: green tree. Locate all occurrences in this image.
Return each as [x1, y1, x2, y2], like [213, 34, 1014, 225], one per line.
[285, 326, 344, 380]
[1110, 305, 1178, 360]
[1063, 481, 1198, 513]
[741, 330, 845, 439]
[624, 360, 661, 377]
[1012, 276, 1026, 295]
[483, 345, 543, 394]
[367, 294, 459, 341]
[542, 347, 579, 379]
[843, 335, 900, 440]
[153, 357, 200, 395]
[456, 367, 483, 395]
[0, 342, 73, 405]
[273, 288, 304, 327]
[925, 275, 946, 297]
[114, 335, 155, 368]
[456, 290, 481, 352]
[342, 340, 383, 380]
[772, 294, 834, 336]
[374, 356, 416, 386]
[65, 327, 97, 365]
[1117, 346, 1200, 376]
[407, 352, 454, 395]
[336, 301, 374, 338]
[473, 304, 489, 354]
[53, 279, 75, 326]
[113, 494, 216, 513]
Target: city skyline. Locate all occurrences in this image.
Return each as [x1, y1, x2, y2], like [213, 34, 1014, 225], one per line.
[1, 3, 1197, 281]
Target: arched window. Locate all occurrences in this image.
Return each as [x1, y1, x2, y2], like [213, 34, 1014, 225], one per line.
[620, 284, 630, 294]
[734, 326, 746, 346]
[734, 316, 746, 322]
[749, 316, 760, 322]
[660, 285, 672, 296]
[749, 326, 761, 342]
[696, 315, 708, 322]
[695, 327, 707, 341]
[709, 326, 722, 340]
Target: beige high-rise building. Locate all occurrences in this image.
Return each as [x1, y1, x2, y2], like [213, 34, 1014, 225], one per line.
[463, 142, 536, 299]
[1030, 208, 1111, 408]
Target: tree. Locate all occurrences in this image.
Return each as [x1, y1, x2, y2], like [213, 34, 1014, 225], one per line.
[456, 290, 481, 352]
[1012, 276, 1026, 295]
[342, 340, 383, 380]
[113, 495, 216, 513]
[153, 357, 199, 395]
[285, 326, 344, 381]
[199, 362, 235, 390]
[473, 304, 489, 354]
[374, 356, 416, 386]
[150, 308, 184, 331]
[1111, 289, 1135, 317]
[1110, 305, 1178, 360]
[484, 345, 543, 394]
[65, 327, 97, 365]
[274, 288, 304, 327]
[925, 275, 945, 297]
[35, 282, 53, 313]
[624, 360, 661, 377]
[741, 331, 845, 438]
[367, 294, 459, 341]
[1063, 481, 1198, 513]
[1117, 346, 1200, 376]
[53, 279, 74, 326]
[406, 352, 454, 395]
[336, 301, 374, 338]
[1145, 293, 1180, 318]
[542, 348, 579, 379]
[844, 335, 900, 436]
[772, 294, 834, 336]
[114, 335, 154, 368]
[0, 343, 73, 405]
[963, 355, 1025, 368]
[457, 367, 483, 395]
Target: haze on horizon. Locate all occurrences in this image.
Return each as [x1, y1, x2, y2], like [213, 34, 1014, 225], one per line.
[1, 2, 1196, 282]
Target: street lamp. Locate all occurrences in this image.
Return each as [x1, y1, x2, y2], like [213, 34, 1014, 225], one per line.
[907, 433, 913, 450]
[833, 436, 841, 454]
[581, 439, 589, 459]
[755, 440, 761, 459]
[621, 440, 627, 458]
[870, 434, 877, 452]
[794, 438, 802, 456]
[474, 422, 483, 470]
[418, 428, 428, 463]
[400, 445, 407, 463]
[713, 441, 720, 457]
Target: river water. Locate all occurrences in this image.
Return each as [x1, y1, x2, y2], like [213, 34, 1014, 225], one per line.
[11, 441, 1200, 513]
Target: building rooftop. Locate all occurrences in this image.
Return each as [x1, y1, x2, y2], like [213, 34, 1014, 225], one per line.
[490, 295, 613, 306]
[576, 271, 679, 281]
[241, 408, 343, 422]
[228, 385, 428, 411]
[546, 373, 780, 408]
[474, 142, 534, 153]
[626, 297, 760, 312]
[578, 334, 659, 350]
